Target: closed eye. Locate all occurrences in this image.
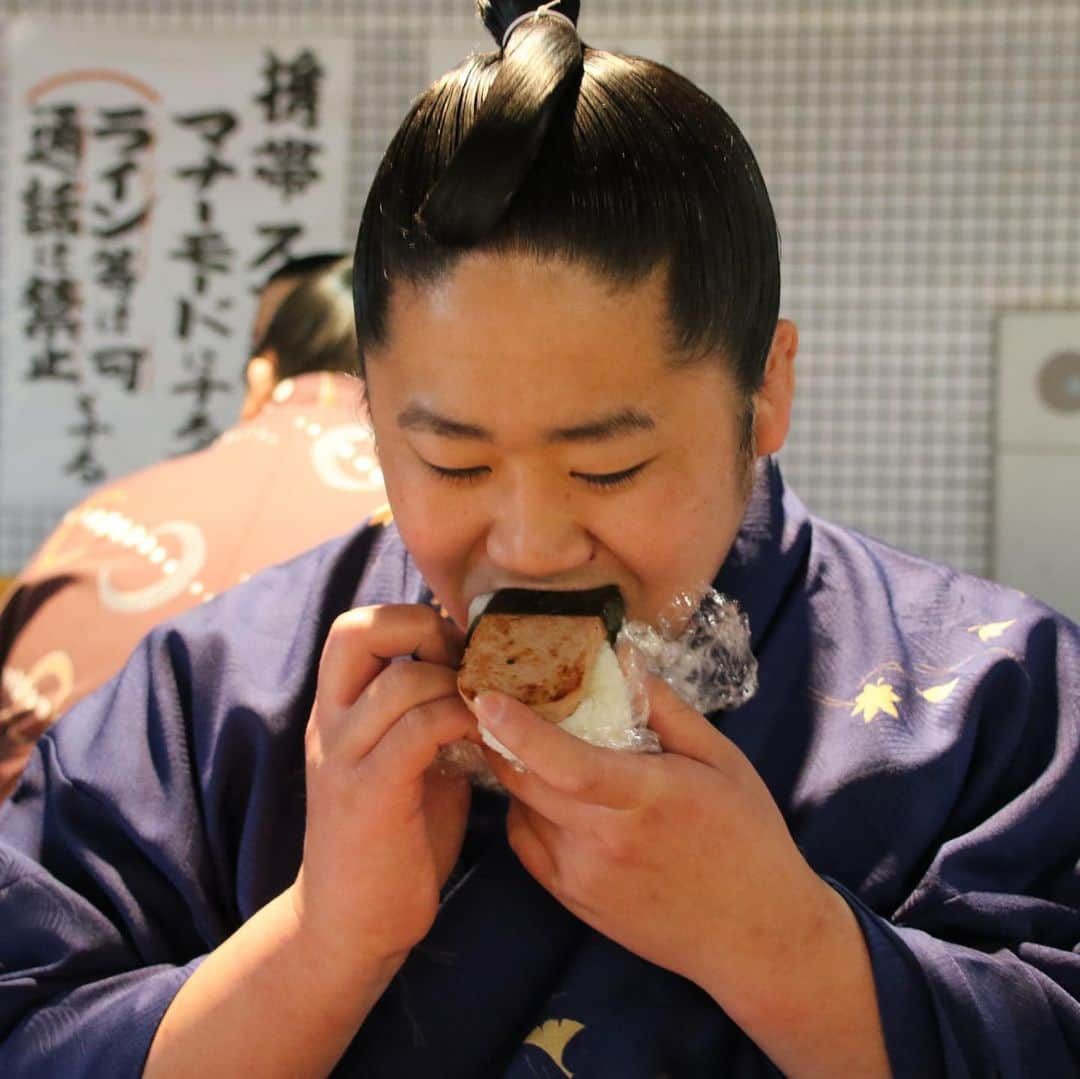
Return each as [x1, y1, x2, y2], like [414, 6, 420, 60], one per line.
[571, 460, 652, 489]
[422, 461, 490, 484]
[422, 458, 654, 489]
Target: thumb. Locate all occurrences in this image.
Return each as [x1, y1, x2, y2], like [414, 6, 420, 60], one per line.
[644, 675, 730, 765]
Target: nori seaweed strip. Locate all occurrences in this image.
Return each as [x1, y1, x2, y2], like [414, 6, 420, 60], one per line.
[467, 585, 625, 647]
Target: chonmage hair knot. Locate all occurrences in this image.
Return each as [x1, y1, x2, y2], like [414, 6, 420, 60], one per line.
[477, 0, 582, 48]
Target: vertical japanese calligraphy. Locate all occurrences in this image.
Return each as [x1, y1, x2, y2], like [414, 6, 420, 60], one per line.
[91, 104, 154, 398]
[21, 103, 88, 477]
[2, 20, 351, 521]
[21, 88, 158, 484]
[248, 49, 329, 324]
[171, 109, 239, 451]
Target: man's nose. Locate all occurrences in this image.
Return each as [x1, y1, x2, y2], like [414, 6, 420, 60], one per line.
[484, 478, 593, 579]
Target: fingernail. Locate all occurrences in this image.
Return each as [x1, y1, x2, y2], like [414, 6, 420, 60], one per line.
[474, 693, 506, 728]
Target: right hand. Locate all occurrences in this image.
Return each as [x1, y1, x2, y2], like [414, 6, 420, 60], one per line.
[289, 604, 477, 973]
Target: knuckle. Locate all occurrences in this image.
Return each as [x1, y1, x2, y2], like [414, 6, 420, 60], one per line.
[371, 657, 411, 696]
[399, 700, 432, 736]
[401, 697, 454, 741]
[414, 603, 444, 631]
[561, 766, 600, 800]
[562, 753, 612, 801]
[599, 823, 639, 863]
[329, 605, 378, 639]
[395, 602, 441, 641]
[303, 707, 330, 759]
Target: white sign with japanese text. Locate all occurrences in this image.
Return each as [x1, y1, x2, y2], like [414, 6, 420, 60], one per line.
[1, 18, 352, 504]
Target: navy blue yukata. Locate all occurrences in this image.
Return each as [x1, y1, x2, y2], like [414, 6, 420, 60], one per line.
[2, 458, 1080, 1077]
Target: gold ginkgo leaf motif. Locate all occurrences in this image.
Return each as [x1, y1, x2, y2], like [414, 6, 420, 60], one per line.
[851, 678, 901, 723]
[524, 1019, 586, 1078]
[918, 677, 960, 704]
[967, 619, 1016, 643]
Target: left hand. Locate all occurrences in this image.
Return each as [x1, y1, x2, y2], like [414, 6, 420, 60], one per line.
[476, 675, 839, 1000]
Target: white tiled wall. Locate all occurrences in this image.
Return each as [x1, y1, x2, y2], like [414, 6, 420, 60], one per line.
[1, 1, 1078, 586]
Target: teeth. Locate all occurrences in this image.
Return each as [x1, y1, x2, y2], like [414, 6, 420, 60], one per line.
[467, 592, 495, 629]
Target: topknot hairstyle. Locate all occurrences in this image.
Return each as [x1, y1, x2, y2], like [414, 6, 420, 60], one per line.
[354, 0, 780, 399]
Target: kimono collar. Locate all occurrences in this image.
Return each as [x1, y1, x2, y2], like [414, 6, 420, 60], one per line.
[711, 456, 813, 653]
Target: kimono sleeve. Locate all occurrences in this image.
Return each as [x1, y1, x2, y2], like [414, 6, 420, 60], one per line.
[0, 626, 222, 1076]
[0, 526, 385, 1076]
[838, 611, 1080, 1077]
[0, 567, 331, 1077]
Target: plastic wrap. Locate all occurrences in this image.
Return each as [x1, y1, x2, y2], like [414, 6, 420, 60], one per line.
[619, 585, 758, 714]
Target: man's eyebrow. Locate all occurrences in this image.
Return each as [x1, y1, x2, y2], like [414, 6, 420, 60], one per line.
[397, 403, 491, 440]
[396, 403, 655, 444]
[545, 408, 656, 443]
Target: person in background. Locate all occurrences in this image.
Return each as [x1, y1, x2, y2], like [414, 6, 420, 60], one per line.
[248, 252, 345, 363]
[0, 256, 386, 800]
[3, 3, 1080, 1076]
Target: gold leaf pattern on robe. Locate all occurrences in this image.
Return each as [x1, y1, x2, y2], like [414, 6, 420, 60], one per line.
[850, 678, 901, 723]
[967, 619, 1016, 643]
[523, 1018, 586, 1077]
[918, 677, 960, 703]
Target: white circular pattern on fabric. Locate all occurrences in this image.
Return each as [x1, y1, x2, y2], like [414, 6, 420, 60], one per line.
[107, 517, 128, 543]
[2, 651, 76, 721]
[311, 424, 382, 492]
[98, 521, 208, 614]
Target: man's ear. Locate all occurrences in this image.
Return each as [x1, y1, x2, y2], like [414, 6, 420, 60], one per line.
[241, 350, 278, 421]
[753, 319, 798, 457]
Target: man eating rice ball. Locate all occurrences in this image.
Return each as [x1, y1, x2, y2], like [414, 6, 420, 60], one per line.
[2, 3, 1080, 1077]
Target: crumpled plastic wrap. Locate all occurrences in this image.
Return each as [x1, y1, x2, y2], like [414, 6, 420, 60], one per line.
[618, 585, 758, 714]
[438, 585, 757, 789]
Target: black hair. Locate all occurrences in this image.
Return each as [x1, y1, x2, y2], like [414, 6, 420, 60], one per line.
[262, 251, 348, 290]
[255, 260, 359, 380]
[354, 0, 780, 408]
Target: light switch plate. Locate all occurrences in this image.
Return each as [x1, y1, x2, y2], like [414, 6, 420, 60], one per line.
[997, 311, 1080, 452]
